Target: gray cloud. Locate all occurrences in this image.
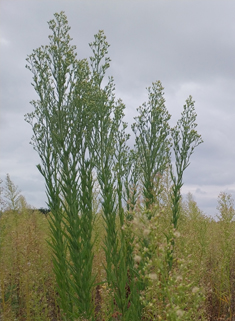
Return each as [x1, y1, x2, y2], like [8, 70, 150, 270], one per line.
[0, 0, 235, 216]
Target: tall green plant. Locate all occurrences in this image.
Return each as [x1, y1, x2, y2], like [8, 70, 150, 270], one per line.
[115, 123, 144, 320]
[89, 31, 138, 320]
[25, 12, 96, 320]
[167, 96, 203, 271]
[132, 81, 171, 219]
[170, 96, 203, 229]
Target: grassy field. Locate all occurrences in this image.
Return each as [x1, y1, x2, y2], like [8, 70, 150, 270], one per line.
[0, 195, 235, 321]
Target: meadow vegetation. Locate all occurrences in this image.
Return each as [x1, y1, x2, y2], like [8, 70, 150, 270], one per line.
[1, 11, 235, 321]
[1, 177, 235, 320]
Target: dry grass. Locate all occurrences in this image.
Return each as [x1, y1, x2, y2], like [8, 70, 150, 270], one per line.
[0, 210, 60, 321]
[0, 206, 235, 320]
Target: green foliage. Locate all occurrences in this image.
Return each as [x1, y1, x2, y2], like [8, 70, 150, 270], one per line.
[132, 81, 171, 217]
[24, 11, 207, 321]
[89, 30, 136, 320]
[170, 95, 203, 230]
[165, 96, 203, 272]
[25, 12, 96, 320]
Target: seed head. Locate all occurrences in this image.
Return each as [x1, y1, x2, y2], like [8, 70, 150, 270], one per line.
[192, 286, 199, 293]
[176, 275, 183, 282]
[173, 231, 181, 238]
[134, 255, 141, 263]
[143, 229, 150, 236]
[148, 273, 157, 280]
[176, 309, 184, 317]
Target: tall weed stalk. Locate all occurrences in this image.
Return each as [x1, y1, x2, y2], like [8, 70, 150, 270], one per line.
[25, 12, 96, 320]
[132, 81, 171, 219]
[89, 31, 134, 320]
[167, 96, 203, 271]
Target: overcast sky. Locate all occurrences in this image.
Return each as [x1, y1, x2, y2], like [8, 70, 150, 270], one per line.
[0, 0, 234, 217]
